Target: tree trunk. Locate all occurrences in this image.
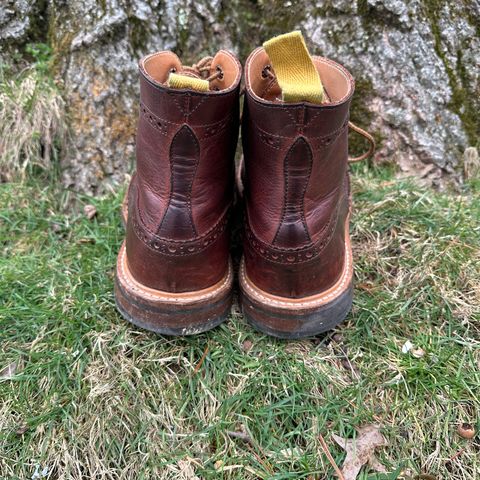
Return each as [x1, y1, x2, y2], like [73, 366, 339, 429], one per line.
[1, 0, 478, 192]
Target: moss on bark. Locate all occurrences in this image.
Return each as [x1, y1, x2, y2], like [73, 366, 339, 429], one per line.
[424, 0, 479, 146]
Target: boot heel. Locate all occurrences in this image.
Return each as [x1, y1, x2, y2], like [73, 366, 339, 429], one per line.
[239, 235, 354, 339]
[115, 243, 233, 335]
[240, 278, 353, 339]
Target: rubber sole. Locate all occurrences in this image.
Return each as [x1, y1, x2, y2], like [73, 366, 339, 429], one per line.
[239, 232, 354, 339]
[115, 242, 233, 335]
[240, 280, 353, 339]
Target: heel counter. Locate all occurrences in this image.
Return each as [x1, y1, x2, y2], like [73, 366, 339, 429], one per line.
[126, 208, 230, 293]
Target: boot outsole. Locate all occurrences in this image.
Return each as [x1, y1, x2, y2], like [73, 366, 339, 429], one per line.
[238, 232, 354, 339]
[240, 281, 353, 339]
[115, 242, 233, 335]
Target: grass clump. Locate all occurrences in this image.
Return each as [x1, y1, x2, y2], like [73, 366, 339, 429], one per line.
[0, 166, 479, 479]
[0, 44, 65, 182]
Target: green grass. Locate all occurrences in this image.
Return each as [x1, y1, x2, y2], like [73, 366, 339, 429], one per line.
[0, 166, 479, 479]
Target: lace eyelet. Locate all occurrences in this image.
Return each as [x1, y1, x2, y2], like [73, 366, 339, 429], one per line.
[261, 65, 271, 79]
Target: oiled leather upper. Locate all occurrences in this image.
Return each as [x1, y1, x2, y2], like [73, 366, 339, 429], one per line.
[126, 51, 241, 293]
[242, 48, 355, 298]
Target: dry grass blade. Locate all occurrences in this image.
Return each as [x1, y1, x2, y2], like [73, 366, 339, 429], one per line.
[247, 443, 274, 475]
[0, 68, 65, 180]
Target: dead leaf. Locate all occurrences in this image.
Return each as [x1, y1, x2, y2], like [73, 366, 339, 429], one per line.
[0, 361, 18, 380]
[332, 425, 388, 480]
[401, 340, 413, 354]
[368, 454, 387, 473]
[411, 347, 426, 358]
[15, 423, 29, 435]
[340, 357, 361, 378]
[226, 430, 253, 445]
[332, 333, 344, 343]
[401, 340, 425, 358]
[356, 282, 376, 292]
[177, 460, 200, 480]
[83, 204, 97, 220]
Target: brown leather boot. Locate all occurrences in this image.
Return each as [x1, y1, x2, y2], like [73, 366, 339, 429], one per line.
[115, 50, 241, 335]
[239, 35, 374, 338]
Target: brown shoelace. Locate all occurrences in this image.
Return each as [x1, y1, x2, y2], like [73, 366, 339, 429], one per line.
[347, 122, 375, 163]
[180, 56, 224, 82]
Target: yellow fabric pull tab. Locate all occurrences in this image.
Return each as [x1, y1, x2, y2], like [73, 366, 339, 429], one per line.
[263, 31, 324, 104]
[168, 73, 209, 92]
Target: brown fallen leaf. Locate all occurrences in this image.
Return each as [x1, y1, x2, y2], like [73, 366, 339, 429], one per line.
[226, 430, 253, 445]
[83, 204, 97, 220]
[332, 425, 387, 480]
[411, 347, 426, 358]
[15, 423, 29, 435]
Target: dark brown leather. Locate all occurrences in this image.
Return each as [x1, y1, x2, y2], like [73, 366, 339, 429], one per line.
[242, 47, 355, 298]
[125, 50, 241, 293]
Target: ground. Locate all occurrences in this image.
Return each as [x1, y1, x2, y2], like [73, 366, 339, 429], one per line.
[0, 165, 479, 479]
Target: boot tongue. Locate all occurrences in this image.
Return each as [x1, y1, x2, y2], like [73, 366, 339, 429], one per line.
[263, 31, 325, 104]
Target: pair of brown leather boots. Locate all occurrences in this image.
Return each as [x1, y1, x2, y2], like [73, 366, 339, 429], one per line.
[114, 32, 374, 339]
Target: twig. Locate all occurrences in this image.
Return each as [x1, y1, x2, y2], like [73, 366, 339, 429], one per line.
[319, 434, 346, 480]
[449, 447, 465, 462]
[193, 345, 209, 374]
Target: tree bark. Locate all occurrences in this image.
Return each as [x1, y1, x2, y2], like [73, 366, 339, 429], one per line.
[1, 0, 478, 192]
